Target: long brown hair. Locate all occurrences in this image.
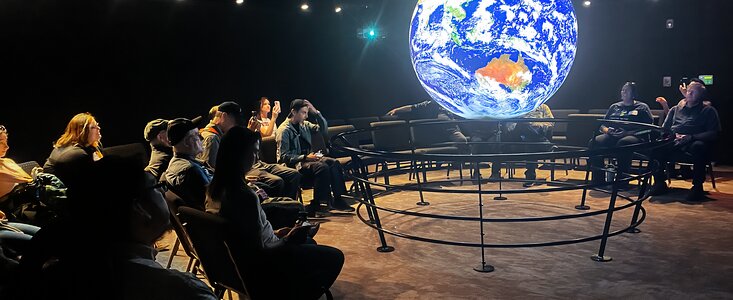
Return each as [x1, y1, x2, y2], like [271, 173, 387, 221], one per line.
[54, 112, 100, 148]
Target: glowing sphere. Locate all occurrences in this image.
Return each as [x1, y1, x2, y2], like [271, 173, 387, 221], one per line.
[410, 0, 577, 119]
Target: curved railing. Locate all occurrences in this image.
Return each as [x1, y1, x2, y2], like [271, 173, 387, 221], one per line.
[331, 118, 672, 272]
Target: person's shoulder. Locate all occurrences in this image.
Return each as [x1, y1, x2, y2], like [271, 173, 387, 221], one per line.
[635, 101, 651, 109]
[609, 101, 623, 109]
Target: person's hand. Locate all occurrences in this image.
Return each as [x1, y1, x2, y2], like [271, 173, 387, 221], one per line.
[0, 210, 6, 220]
[609, 128, 625, 138]
[247, 117, 261, 132]
[272, 101, 281, 117]
[655, 97, 669, 109]
[679, 83, 688, 97]
[304, 100, 319, 115]
[274, 227, 291, 238]
[602, 126, 614, 134]
[306, 153, 319, 161]
[387, 108, 399, 116]
[675, 133, 692, 145]
[284, 224, 310, 245]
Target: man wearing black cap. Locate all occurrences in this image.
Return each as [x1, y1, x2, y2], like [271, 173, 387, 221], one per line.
[162, 117, 213, 210]
[199, 101, 244, 167]
[277, 99, 354, 216]
[143, 119, 172, 181]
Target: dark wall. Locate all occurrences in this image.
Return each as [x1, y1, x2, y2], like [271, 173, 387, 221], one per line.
[1, 0, 731, 163]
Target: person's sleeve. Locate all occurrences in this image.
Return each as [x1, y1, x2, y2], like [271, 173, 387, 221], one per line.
[0, 159, 32, 185]
[277, 130, 304, 166]
[199, 135, 219, 168]
[662, 107, 676, 131]
[306, 112, 328, 134]
[693, 107, 721, 142]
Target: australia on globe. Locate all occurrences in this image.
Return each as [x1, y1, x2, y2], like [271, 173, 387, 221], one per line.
[410, 0, 578, 119]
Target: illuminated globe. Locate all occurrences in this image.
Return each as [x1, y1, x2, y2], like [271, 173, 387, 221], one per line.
[410, 0, 577, 119]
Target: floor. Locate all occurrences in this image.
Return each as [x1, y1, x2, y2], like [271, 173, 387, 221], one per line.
[157, 162, 733, 299]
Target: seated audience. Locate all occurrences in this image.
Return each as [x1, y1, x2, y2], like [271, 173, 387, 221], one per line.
[143, 119, 172, 180]
[207, 126, 343, 300]
[504, 103, 555, 187]
[254, 97, 281, 138]
[652, 81, 721, 201]
[0, 125, 33, 199]
[43, 113, 103, 190]
[589, 82, 654, 187]
[9, 156, 217, 299]
[387, 99, 469, 149]
[162, 117, 212, 210]
[277, 99, 354, 216]
[199, 101, 243, 167]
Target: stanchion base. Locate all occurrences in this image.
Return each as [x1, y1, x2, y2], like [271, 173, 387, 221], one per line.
[575, 205, 590, 210]
[493, 196, 508, 200]
[416, 201, 431, 206]
[590, 254, 612, 262]
[474, 264, 495, 273]
[627, 227, 641, 233]
[377, 246, 395, 253]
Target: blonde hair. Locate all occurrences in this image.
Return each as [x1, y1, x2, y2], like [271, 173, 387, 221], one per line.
[54, 112, 100, 148]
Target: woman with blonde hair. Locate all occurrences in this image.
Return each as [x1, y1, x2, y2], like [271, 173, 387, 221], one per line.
[43, 113, 103, 189]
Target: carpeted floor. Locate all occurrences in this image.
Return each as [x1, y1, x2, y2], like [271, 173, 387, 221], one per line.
[159, 164, 733, 299]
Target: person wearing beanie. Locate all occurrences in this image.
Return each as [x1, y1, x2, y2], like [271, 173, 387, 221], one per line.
[143, 119, 172, 180]
[161, 117, 212, 210]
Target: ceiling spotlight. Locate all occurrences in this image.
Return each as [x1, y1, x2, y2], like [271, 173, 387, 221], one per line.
[301, 3, 309, 11]
[335, 6, 342, 13]
[583, 1, 591, 7]
[235, 0, 243, 5]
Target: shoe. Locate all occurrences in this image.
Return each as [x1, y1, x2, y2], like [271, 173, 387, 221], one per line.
[523, 175, 537, 188]
[329, 199, 355, 212]
[306, 204, 331, 218]
[307, 222, 320, 238]
[649, 181, 669, 196]
[522, 181, 536, 188]
[685, 185, 705, 202]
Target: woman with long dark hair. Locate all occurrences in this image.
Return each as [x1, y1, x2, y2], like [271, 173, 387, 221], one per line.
[207, 126, 343, 300]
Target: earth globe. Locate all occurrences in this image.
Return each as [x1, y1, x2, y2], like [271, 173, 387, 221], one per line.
[410, 0, 578, 119]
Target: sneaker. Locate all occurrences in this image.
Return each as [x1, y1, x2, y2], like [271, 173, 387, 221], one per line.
[649, 181, 669, 196]
[685, 185, 705, 202]
[329, 199, 355, 212]
[307, 222, 321, 238]
[523, 175, 537, 188]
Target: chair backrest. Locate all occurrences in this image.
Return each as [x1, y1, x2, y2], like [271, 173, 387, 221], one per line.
[345, 116, 380, 145]
[370, 120, 411, 151]
[327, 119, 347, 126]
[550, 109, 580, 136]
[17, 161, 40, 175]
[409, 119, 453, 148]
[259, 136, 278, 164]
[327, 125, 358, 158]
[163, 190, 199, 261]
[566, 114, 605, 147]
[650, 109, 666, 126]
[378, 115, 401, 122]
[587, 108, 608, 115]
[178, 206, 248, 296]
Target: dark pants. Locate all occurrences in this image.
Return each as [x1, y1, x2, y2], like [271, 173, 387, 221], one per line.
[653, 140, 711, 186]
[261, 197, 303, 229]
[589, 134, 643, 183]
[242, 244, 344, 300]
[300, 157, 347, 207]
[248, 161, 301, 199]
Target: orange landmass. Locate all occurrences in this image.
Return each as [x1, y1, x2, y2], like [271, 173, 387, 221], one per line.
[475, 54, 530, 91]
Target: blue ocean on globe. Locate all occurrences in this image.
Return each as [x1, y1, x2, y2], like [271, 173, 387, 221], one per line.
[410, 0, 578, 119]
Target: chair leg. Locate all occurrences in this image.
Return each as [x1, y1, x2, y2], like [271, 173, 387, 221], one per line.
[186, 257, 194, 272]
[166, 238, 181, 269]
[708, 164, 716, 189]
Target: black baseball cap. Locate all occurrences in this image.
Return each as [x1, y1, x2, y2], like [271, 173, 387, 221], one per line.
[290, 99, 308, 111]
[217, 101, 244, 125]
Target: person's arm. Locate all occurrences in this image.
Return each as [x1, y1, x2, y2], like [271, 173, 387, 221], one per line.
[387, 104, 413, 116]
[198, 134, 219, 168]
[260, 104, 281, 137]
[599, 106, 614, 134]
[655, 97, 670, 116]
[691, 107, 721, 142]
[276, 129, 305, 166]
[0, 159, 32, 185]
